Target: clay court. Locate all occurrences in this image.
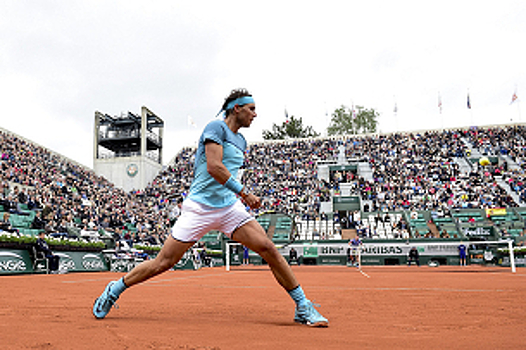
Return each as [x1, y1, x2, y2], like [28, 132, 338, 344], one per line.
[1, 265, 525, 349]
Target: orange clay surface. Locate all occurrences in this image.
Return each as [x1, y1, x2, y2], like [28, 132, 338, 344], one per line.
[1, 265, 526, 350]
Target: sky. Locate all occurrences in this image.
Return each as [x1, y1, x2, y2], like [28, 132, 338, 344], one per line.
[1, 0, 526, 168]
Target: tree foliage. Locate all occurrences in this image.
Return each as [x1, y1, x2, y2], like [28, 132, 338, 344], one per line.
[262, 114, 320, 140]
[327, 105, 379, 136]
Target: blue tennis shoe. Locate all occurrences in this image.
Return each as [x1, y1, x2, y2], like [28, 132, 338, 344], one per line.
[93, 281, 120, 319]
[294, 300, 329, 327]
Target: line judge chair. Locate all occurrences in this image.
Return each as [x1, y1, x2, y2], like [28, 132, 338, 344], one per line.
[31, 246, 49, 274]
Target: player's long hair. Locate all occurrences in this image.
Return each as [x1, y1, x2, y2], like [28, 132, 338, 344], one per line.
[222, 88, 252, 117]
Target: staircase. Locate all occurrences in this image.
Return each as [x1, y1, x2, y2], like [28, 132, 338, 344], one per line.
[499, 154, 521, 171]
[358, 162, 374, 182]
[461, 137, 483, 158]
[454, 157, 472, 175]
[495, 176, 525, 207]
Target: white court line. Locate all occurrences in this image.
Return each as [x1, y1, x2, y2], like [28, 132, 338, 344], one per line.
[61, 276, 510, 293]
[359, 269, 371, 278]
[132, 283, 511, 293]
[308, 286, 509, 293]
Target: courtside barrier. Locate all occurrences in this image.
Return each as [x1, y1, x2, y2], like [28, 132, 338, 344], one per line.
[0, 247, 108, 275]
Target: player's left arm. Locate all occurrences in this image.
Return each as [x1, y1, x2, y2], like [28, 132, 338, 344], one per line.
[205, 141, 261, 209]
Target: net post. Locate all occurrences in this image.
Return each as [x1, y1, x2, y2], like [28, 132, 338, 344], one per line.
[508, 240, 516, 273]
[357, 246, 362, 269]
[226, 243, 230, 272]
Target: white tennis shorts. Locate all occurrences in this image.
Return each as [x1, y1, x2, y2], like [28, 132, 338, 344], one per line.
[171, 198, 255, 242]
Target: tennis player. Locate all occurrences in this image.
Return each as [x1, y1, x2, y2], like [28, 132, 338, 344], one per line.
[92, 88, 329, 327]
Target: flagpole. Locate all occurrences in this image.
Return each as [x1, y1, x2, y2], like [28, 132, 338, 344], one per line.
[393, 95, 398, 132]
[467, 89, 473, 126]
[438, 92, 443, 129]
[323, 102, 329, 137]
[517, 100, 522, 123]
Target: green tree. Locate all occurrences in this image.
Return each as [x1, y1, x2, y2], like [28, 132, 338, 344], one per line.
[262, 114, 320, 140]
[327, 105, 379, 136]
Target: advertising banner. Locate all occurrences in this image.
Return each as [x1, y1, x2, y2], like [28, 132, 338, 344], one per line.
[0, 249, 33, 274]
[462, 226, 493, 238]
[280, 242, 460, 260]
[52, 251, 107, 272]
[0, 248, 108, 274]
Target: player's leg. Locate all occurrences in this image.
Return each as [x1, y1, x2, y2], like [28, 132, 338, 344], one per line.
[93, 236, 193, 319]
[123, 236, 194, 286]
[232, 220, 328, 327]
[234, 220, 298, 289]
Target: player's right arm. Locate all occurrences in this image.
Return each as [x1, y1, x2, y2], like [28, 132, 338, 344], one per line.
[205, 141, 261, 209]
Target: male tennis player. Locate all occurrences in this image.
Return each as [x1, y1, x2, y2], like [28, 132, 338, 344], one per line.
[92, 88, 329, 327]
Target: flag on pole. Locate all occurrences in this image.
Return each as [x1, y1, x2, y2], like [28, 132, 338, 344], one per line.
[467, 93, 471, 109]
[511, 92, 518, 105]
[285, 109, 289, 123]
[438, 93, 442, 114]
[393, 102, 398, 114]
[187, 115, 197, 128]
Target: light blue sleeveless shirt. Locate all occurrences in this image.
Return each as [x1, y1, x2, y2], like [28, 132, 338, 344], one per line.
[188, 120, 246, 208]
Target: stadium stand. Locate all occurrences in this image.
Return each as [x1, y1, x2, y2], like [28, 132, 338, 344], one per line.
[0, 129, 169, 249]
[2, 123, 526, 252]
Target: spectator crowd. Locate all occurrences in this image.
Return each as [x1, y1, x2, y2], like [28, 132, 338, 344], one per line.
[2, 124, 526, 245]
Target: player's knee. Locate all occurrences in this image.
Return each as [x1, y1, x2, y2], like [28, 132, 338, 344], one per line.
[255, 241, 280, 259]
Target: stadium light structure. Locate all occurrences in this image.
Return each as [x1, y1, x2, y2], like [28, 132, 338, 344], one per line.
[93, 106, 164, 192]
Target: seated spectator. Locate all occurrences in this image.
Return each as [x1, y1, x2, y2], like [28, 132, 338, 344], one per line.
[26, 190, 41, 210]
[35, 231, 61, 273]
[114, 240, 139, 259]
[44, 218, 57, 235]
[119, 228, 132, 247]
[64, 214, 80, 238]
[41, 203, 53, 221]
[80, 220, 99, 240]
[289, 247, 300, 265]
[31, 211, 46, 230]
[407, 247, 420, 266]
[13, 186, 27, 204]
[50, 218, 69, 239]
[99, 217, 113, 236]
[0, 212, 19, 235]
[1, 194, 24, 215]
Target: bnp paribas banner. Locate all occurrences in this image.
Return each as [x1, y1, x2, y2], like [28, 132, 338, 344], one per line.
[281, 242, 460, 257]
[0, 249, 108, 274]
